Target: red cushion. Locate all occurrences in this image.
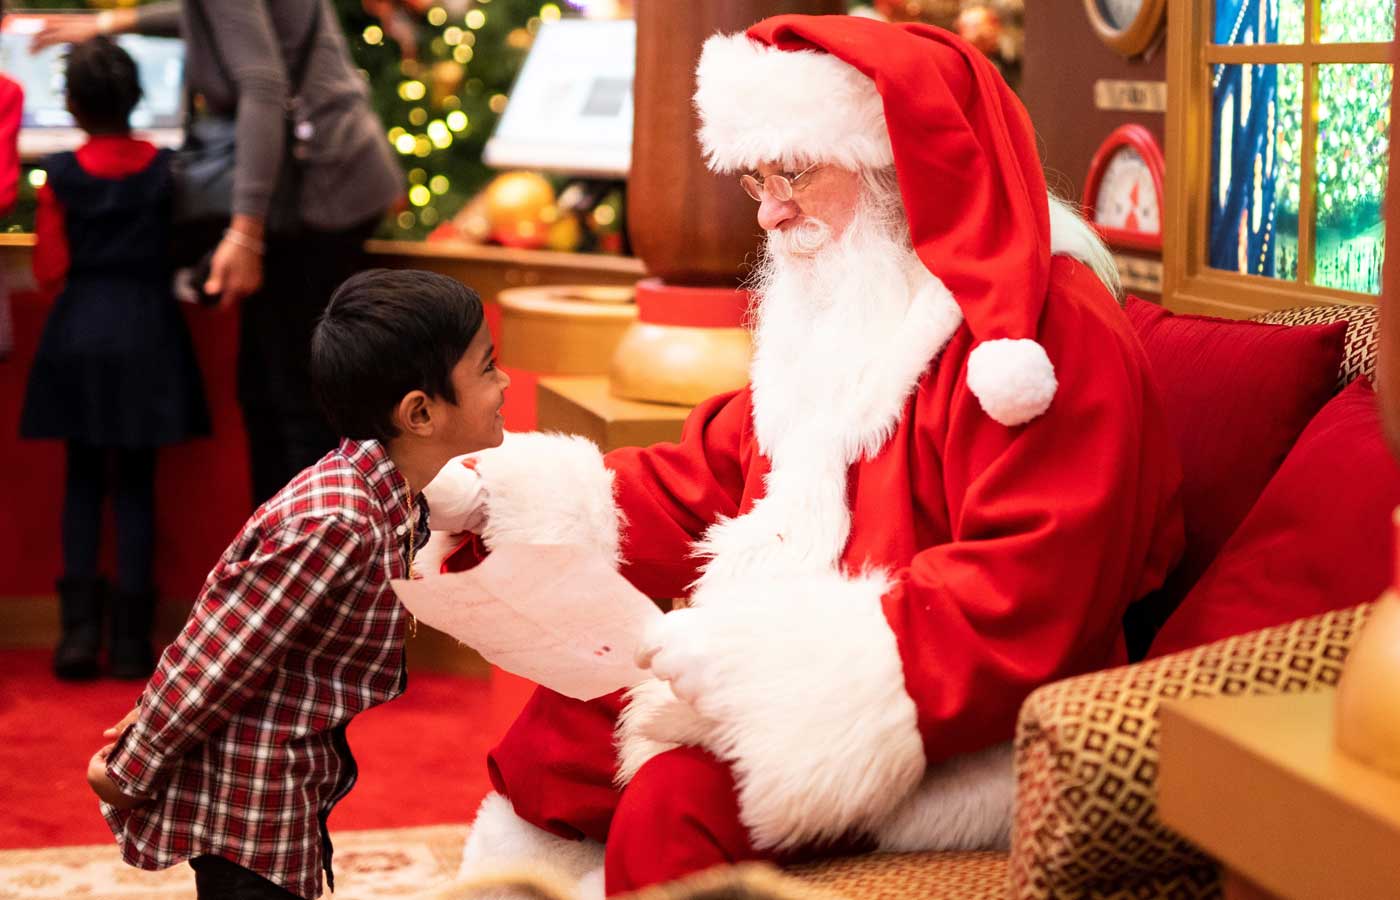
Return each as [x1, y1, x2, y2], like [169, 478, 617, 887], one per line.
[1122, 298, 1348, 654]
[1148, 379, 1398, 657]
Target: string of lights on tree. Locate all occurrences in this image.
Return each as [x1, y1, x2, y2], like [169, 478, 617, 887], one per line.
[339, 0, 624, 247]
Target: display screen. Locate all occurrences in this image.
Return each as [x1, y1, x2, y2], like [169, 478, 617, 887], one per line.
[483, 18, 634, 178]
[0, 14, 184, 131]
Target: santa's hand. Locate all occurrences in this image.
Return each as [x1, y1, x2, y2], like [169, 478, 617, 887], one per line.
[423, 456, 488, 534]
[636, 608, 713, 707]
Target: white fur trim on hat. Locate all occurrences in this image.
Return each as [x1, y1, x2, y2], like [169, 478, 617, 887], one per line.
[694, 33, 892, 173]
[966, 338, 1057, 427]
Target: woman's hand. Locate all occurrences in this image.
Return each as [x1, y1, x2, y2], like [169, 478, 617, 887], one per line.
[205, 218, 267, 310]
[205, 238, 264, 310]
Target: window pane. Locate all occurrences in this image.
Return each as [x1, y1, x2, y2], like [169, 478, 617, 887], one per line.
[1209, 63, 1302, 281]
[1313, 64, 1391, 294]
[1320, 0, 1395, 43]
[1215, 0, 1303, 45]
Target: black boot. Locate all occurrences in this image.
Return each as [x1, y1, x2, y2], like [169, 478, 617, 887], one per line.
[53, 576, 103, 681]
[109, 588, 157, 680]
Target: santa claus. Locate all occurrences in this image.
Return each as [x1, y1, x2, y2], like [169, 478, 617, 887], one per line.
[423, 14, 1183, 897]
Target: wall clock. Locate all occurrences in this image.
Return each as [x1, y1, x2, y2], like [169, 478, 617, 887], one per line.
[1083, 0, 1167, 57]
[1082, 124, 1165, 252]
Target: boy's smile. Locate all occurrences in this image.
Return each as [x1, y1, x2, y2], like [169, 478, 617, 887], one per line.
[444, 324, 510, 453]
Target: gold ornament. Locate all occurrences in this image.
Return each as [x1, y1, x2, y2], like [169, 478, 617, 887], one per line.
[484, 171, 556, 249]
[546, 214, 584, 252]
[428, 60, 466, 107]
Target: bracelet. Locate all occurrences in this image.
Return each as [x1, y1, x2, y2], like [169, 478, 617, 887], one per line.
[95, 10, 117, 34]
[222, 229, 265, 255]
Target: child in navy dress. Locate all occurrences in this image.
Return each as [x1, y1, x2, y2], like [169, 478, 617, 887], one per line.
[20, 37, 209, 681]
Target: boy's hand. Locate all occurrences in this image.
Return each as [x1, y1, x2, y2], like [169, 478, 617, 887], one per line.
[103, 706, 140, 741]
[86, 744, 144, 810]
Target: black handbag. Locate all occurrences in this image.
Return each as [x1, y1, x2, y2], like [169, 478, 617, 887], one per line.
[170, 0, 321, 262]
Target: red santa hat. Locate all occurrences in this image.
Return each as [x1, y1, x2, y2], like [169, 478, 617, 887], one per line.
[694, 15, 1057, 426]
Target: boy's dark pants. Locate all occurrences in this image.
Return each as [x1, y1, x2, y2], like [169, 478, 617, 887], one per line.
[191, 855, 301, 900]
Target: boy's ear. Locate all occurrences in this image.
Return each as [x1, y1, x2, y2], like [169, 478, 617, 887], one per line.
[394, 390, 435, 438]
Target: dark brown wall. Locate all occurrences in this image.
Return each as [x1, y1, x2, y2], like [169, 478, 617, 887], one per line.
[1021, 5, 1166, 218]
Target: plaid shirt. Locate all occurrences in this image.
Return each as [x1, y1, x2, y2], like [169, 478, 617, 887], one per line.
[103, 439, 428, 899]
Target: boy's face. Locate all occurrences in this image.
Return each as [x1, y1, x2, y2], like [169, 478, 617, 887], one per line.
[435, 325, 509, 454]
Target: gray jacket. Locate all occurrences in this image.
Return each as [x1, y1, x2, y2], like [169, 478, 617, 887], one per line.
[137, 0, 402, 232]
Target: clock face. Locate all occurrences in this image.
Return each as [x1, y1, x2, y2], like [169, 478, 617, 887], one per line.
[1093, 146, 1160, 236]
[1097, 0, 1145, 30]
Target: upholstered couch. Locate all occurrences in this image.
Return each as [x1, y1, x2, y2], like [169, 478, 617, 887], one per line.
[434, 302, 1385, 900]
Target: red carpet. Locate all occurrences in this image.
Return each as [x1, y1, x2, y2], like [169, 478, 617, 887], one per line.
[0, 649, 535, 850]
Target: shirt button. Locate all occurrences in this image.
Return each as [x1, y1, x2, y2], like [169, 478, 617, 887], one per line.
[396, 524, 407, 536]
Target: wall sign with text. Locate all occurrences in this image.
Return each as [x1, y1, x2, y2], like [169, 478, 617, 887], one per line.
[1083, 124, 1165, 252]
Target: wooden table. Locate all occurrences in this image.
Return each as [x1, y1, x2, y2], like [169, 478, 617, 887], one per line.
[536, 376, 691, 452]
[1159, 690, 1400, 899]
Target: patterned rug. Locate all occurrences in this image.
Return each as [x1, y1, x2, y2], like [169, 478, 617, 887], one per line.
[0, 824, 469, 899]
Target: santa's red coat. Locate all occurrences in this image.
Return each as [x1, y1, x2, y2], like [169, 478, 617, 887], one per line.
[438, 255, 1183, 855]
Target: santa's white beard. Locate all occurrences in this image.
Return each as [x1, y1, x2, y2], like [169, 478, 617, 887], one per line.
[746, 199, 930, 460]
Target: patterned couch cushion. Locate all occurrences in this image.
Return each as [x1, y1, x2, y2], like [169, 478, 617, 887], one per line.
[1010, 603, 1373, 900]
[1251, 303, 1378, 387]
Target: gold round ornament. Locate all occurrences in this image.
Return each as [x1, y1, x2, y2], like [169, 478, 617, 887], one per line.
[484, 171, 555, 249]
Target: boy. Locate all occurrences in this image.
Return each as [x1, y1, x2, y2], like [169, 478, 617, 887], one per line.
[85, 269, 509, 899]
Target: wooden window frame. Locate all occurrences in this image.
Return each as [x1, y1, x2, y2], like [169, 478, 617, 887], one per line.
[1164, 1, 1390, 317]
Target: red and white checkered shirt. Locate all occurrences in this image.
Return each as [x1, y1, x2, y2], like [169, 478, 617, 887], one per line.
[102, 439, 426, 899]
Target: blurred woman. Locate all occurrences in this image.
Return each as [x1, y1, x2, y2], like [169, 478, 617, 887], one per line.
[36, 1, 403, 505]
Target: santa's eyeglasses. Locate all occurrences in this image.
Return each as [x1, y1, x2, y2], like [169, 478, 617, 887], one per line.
[739, 163, 819, 202]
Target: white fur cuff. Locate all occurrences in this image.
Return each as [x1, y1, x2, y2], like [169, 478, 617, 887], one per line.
[686, 569, 926, 850]
[457, 793, 605, 887]
[472, 432, 623, 566]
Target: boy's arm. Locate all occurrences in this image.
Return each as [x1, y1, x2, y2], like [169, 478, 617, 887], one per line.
[105, 516, 370, 800]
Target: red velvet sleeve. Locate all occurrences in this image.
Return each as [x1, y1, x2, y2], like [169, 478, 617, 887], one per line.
[33, 184, 70, 294]
[883, 261, 1184, 763]
[605, 390, 753, 600]
[0, 79, 20, 214]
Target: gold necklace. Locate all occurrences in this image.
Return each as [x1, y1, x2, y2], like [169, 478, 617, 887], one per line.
[405, 498, 419, 638]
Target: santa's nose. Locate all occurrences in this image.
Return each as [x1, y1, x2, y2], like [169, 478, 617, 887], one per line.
[756, 194, 799, 231]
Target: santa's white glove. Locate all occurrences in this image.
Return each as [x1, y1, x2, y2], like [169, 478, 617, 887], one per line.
[635, 607, 715, 708]
[422, 456, 488, 534]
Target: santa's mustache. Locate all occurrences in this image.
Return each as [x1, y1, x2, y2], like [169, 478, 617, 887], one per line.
[767, 215, 834, 258]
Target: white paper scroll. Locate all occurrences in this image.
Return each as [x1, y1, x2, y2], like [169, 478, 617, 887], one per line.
[390, 543, 661, 701]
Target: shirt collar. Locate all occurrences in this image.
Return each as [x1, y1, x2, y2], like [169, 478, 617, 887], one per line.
[338, 438, 421, 537]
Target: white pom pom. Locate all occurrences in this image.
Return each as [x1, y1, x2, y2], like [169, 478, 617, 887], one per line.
[966, 338, 1057, 426]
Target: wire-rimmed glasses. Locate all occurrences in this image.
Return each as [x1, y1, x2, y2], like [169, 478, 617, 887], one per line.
[739, 163, 819, 202]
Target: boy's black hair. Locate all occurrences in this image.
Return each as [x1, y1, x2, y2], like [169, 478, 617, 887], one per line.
[65, 36, 142, 133]
[312, 268, 485, 443]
